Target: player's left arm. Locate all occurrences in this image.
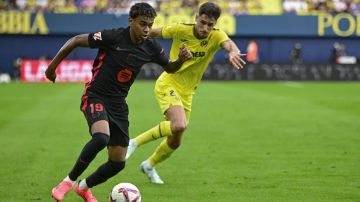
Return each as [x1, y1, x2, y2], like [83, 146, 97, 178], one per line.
[221, 40, 246, 69]
[45, 34, 90, 82]
[150, 24, 179, 39]
[163, 44, 192, 73]
[149, 27, 163, 38]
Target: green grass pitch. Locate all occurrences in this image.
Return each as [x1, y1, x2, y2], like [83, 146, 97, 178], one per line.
[0, 81, 359, 202]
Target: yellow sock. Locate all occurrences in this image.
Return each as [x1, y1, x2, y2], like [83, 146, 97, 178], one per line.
[135, 121, 172, 146]
[148, 139, 174, 166]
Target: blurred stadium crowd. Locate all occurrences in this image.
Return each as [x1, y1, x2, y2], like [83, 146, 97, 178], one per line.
[1, 0, 360, 15]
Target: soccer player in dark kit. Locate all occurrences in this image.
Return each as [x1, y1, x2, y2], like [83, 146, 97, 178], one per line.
[45, 3, 192, 202]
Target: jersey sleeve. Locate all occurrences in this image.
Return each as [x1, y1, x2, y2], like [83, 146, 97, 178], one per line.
[88, 29, 118, 49]
[151, 40, 169, 66]
[161, 24, 180, 39]
[212, 30, 230, 50]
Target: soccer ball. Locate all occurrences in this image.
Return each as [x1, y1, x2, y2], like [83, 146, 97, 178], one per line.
[109, 182, 141, 202]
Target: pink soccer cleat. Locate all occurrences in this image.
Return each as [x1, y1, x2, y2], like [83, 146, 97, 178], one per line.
[74, 182, 98, 202]
[51, 181, 73, 201]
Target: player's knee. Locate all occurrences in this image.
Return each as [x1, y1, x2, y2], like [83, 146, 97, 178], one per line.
[168, 137, 182, 149]
[110, 160, 126, 172]
[92, 133, 110, 148]
[171, 121, 187, 134]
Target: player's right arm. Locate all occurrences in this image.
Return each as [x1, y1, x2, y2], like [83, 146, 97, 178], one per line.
[45, 34, 89, 82]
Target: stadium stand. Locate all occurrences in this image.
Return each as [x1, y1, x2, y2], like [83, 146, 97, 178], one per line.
[1, 0, 359, 80]
[1, 0, 360, 15]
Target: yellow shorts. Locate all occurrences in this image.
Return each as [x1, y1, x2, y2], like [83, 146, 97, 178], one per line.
[154, 78, 193, 122]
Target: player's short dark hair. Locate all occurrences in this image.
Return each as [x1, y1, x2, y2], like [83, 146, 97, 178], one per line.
[129, 3, 157, 19]
[199, 2, 221, 20]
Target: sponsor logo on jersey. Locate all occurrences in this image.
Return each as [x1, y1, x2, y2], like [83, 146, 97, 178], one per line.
[180, 39, 188, 42]
[117, 68, 132, 83]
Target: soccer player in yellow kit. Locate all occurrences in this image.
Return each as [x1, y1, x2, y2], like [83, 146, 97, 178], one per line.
[126, 2, 246, 184]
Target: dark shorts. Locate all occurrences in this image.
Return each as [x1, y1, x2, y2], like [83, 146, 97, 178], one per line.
[80, 94, 129, 147]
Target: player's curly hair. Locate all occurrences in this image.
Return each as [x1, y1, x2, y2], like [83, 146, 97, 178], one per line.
[129, 3, 157, 19]
[199, 2, 221, 20]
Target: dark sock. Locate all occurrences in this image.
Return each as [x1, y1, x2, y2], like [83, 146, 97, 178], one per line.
[68, 133, 109, 181]
[86, 160, 125, 188]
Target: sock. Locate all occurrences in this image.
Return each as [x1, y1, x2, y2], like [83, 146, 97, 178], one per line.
[63, 176, 76, 186]
[78, 179, 89, 190]
[135, 121, 172, 146]
[86, 160, 125, 188]
[148, 139, 174, 166]
[68, 133, 109, 181]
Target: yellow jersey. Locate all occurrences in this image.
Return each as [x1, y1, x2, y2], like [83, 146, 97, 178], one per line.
[158, 23, 229, 94]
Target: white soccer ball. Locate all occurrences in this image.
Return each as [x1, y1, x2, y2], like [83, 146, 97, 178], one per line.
[0, 74, 11, 84]
[109, 182, 141, 202]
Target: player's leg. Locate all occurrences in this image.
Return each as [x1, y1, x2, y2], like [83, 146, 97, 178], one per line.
[74, 145, 125, 202]
[139, 106, 188, 184]
[126, 81, 182, 160]
[53, 125, 108, 201]
[52, 97, 108, 201]
[126, 121, 172, 160]
[149, 105, 187, 162]
[73, 120, 109, 202]
[149, 87, 192, 164]
[141, 94, 192, 184]
[75, 104, 129, 202]
[81, 119, 128, 189]
[71, 120, 110, 183]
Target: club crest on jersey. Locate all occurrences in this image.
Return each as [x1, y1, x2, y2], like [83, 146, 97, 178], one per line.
[93, 32, 102, 41]
[117, 68, 132, 83]
[200, 41, 208, 47]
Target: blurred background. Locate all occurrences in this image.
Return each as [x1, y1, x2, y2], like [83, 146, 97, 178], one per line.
[1, 2, 359, 201]
[1, 0, 360, 82]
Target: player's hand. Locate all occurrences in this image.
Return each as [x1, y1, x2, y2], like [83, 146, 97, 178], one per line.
[45, 64, 57, 83]
[229, 51, 246, 69]
[178, 44, 193, 62]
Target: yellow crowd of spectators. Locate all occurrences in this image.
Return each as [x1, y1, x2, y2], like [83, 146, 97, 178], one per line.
[283, 0, 360, 15]
[1, 0, 359, 15]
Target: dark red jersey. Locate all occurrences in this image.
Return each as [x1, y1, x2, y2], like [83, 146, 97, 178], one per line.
[85, 27, 168, 102]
